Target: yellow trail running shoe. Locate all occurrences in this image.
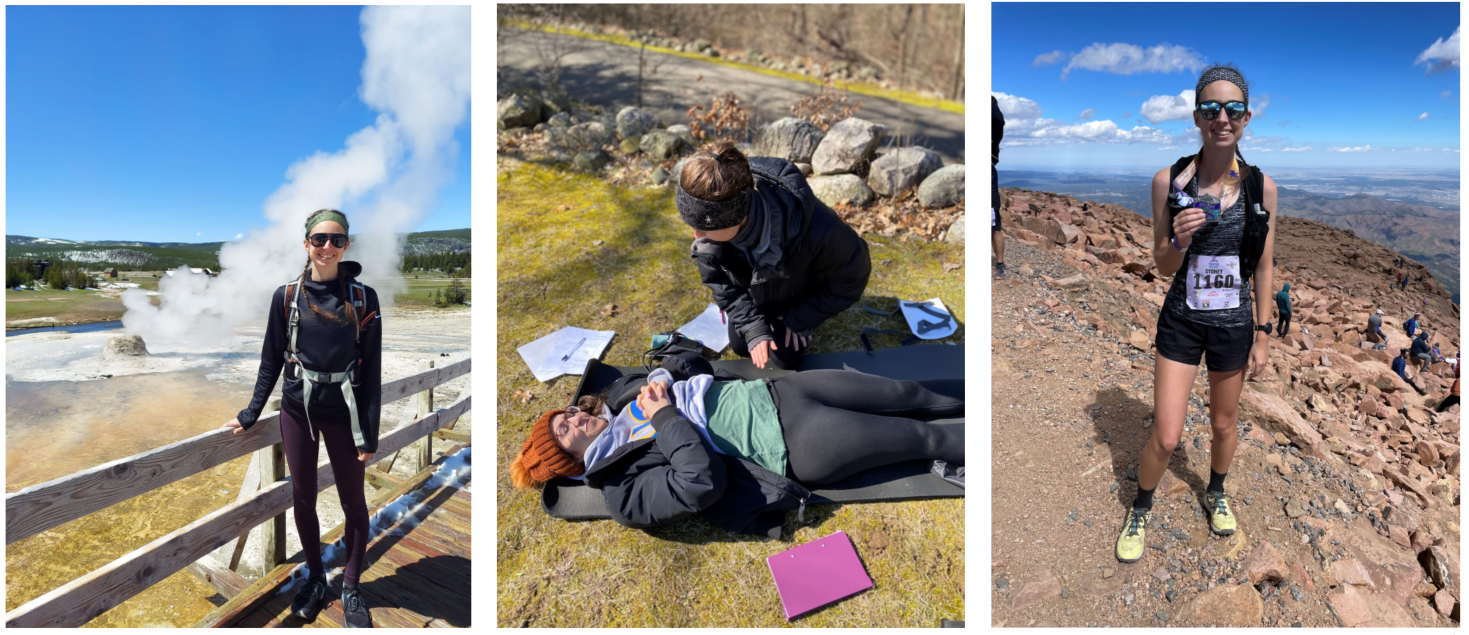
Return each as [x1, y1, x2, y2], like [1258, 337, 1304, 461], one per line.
[1115, 507, 1151, 563]
[1206, 491, 1237, 535]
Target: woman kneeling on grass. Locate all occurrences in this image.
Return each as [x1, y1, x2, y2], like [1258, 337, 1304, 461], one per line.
[1117, 64, 1278, 564]
[510, 360, 963, 538]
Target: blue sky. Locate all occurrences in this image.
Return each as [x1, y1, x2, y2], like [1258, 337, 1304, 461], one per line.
[993, 2, 1461, 170]
[6, 6, 471, 243]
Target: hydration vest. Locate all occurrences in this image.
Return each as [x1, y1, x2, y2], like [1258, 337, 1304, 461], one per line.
[282, 275, 376, 447]
[1167, 154, 1271, 283]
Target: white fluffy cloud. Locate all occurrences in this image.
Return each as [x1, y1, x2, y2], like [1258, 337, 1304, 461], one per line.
[1033, 50, 1066, 66]
[1061, 42, 1205, 79]
[1281, 146, 1311, 152]
[992, 92, 1181, 146]
[1328, 145, 1375, 153]
[1140, 90, 1196, 124]
[1250, 94, 1270, 118]
[1415, 26, 1460, 75]
[1078, 108, 1097, 119]
[1416, 112, 1430, 121]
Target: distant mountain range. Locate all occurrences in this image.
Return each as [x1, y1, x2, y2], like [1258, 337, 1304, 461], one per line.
[998, 170, 1458, 303]
[5, 228, 471, 271]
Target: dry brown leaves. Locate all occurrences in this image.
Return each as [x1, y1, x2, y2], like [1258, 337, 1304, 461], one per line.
[832, 191, 963, 243]
[602, 303, 619, 317]
[686, 91, 751, 143]
[790, 80, 863, 131]
[512, 388, 537, 404]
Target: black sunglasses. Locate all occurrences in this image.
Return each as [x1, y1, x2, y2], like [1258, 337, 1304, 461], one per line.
[1197, 100, 1248, 121]
[308, 233, 349, 248]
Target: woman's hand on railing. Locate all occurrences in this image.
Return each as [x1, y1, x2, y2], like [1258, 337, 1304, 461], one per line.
[221, 418, 249, 435]
[357, 451, 374, 463]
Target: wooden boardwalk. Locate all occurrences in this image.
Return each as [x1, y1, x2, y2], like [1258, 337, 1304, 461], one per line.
[200, 448, 471, 628]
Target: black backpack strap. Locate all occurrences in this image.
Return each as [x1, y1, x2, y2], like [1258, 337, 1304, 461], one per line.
[1239, 162, 1270, 284]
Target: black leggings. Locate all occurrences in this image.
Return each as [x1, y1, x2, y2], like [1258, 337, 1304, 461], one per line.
[771, 370, 964, 485]
[280, 409, 370, 587]
[1437, 395, 1459, 413]
[729, 317, 805, 370]
[1278, 312, 1291, 337]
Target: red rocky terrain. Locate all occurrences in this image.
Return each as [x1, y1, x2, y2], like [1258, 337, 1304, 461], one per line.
[991, 187, 1460, 627]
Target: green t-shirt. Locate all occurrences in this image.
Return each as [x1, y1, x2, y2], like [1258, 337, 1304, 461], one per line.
[704, 379, 788, 475]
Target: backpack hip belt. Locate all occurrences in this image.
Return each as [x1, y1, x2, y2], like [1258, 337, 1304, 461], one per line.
[283, 274, 370, 447]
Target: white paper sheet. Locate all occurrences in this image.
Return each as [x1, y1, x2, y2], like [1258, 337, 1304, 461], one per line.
[517, 327, 615, 382]
[900, 297, 957, 340]
[676, 302, 730, 352]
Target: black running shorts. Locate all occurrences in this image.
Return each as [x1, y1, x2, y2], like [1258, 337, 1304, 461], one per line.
[1155, 308, 1253, 373]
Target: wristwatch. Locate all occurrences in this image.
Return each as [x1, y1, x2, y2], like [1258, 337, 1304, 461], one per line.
[1256, 323, 1273, 335]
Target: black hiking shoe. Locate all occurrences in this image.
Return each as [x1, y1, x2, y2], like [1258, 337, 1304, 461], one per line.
[290, 572, 328, 621]
[995, 262, 1006, 279]
[343, 585, 372, 628]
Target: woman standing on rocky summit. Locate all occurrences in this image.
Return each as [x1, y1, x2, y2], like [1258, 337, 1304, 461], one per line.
[1116, 65, 1278, 563]
[222, 209, 383, 627]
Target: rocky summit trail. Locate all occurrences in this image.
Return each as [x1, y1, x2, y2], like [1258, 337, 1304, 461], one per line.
[991, 188, 1461, 628]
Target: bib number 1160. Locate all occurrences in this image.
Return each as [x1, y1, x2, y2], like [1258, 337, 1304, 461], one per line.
[1193, 273, 1235, 290]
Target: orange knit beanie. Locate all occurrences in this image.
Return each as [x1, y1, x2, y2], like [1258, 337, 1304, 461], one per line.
[516, 409, 585, 485]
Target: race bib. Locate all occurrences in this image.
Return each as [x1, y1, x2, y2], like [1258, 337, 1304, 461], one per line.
[1186, 255, 1241, 311]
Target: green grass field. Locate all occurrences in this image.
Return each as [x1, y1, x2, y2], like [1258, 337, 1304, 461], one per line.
[397, 274, 473, 309]
[5, 288, 128, 325]
[496, 160, 965, 627]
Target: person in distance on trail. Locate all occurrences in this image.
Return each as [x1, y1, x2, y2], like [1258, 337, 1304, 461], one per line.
[508, 355, 963, 538]
[675, 140, 871, 370]
[1392, 347, 1425, 394]
[1275, 283, 1292, 337]
[1406, 312, 1421, 337]
[1436, 362, 1460, 413]
[1118, 65, 1277, 564]
[222, 209, 382, 628]
[1411, 331, 1433, 373]
[1364, 309, 1387, 351]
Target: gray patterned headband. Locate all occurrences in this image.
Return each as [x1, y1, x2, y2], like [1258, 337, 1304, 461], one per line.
[1195, 68, 1249, 105]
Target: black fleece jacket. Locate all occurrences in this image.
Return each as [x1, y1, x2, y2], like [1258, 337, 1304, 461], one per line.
[236, 261, 383, 453]
[691, 157, 871, 345]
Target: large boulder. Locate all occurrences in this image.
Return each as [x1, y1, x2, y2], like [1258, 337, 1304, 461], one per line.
[752, 117, 825, 164]
[561, 121, 615, 152]
[615, 106, 658, 139]
[918, 164, 965, 209]
[1240, 387, 1326, 456]
[1177, 583, 1263, 627]
[811, 117, 886, 175]
[867, 147, 942, 198]
[807, 174, 875, 208]
[666, 124, 697, 151]
[102, 335, 149, 360]
[573, 150, 613, 173]
[1327, 585, 1415, 627]
[639, 130, 685, 162]
[944, 216, 965, 245]
[497, 93, 543, 129]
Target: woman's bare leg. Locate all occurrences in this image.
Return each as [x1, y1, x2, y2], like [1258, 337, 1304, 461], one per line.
[1205, 367, 1245, 475]
[1139, 356, 1197, 492]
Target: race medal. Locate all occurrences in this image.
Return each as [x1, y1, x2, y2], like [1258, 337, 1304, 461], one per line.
[1196, 194, 1222, 223]
[1186, 255, 1241, 311]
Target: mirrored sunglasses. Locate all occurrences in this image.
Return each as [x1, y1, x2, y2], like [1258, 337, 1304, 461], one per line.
[1197, 100, 1247, 121]
[308, 233, 349, 248]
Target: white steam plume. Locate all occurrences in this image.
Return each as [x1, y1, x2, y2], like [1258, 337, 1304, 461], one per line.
[121, 6, 470, 347]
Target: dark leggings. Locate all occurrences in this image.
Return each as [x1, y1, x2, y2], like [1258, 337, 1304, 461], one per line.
[1437, 395, 1459, 413]
[280, 409, 370, 587]
[729, 317, 805, 370]
[771, 370, 964, 485]
[1278, 312, 1291, 337]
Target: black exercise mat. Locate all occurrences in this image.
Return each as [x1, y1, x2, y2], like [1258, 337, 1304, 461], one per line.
[542, 345, 965, 521]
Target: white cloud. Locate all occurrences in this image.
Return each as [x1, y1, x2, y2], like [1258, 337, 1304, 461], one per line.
[196, 231, 202, 236]
[1416, 112, 1430, 121]
[992, 91, 1043, 119]
[1328, 145, 1375, 153]
[1415, 26, 1460, 75]
[1442, 90, 1454, 99]
[1445, 148, 1461, 152]
[1281, 146, 1312, 152]
[1061, 42, 1206, 79]
[1033, 50, 1066, 66]
[1078, 108, 1097, 119]
[1408, 147, 1435, 152]
[1139, 90, 1196, 124]
[235, 233, 244, 240]
[1250, 94, 1270, 118]
[1158, 145, 1179, 150]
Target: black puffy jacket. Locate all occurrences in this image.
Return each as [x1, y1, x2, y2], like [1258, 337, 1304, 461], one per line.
[691, 157, 871, 345]
[583, 403, 811, 540]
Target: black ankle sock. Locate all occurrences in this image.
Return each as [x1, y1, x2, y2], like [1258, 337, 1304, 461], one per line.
[1207, 469, 1228, 494]
[1133, 485, 1156, 510]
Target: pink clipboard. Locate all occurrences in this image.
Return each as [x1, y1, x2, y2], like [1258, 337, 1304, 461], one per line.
[766, 530, 874, 620]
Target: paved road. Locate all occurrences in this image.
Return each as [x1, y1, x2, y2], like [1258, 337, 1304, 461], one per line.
[497, 28, 965, 163]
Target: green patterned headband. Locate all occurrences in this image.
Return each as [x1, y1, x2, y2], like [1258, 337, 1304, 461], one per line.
[304, 209, 349, 236]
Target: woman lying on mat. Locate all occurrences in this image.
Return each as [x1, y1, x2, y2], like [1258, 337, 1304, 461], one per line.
[510, 360, 963, 538]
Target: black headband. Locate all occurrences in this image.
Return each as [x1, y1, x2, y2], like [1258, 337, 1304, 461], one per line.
[675, 183, 749, 231]
[1195, 67, 1249, 105]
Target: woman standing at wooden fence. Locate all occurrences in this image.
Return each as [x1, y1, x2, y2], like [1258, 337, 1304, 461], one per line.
[223, 209, 383, 628]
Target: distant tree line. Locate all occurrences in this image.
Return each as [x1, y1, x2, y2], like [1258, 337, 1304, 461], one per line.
[7, 260, 97, 290]
[401, 252, 471, 276]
